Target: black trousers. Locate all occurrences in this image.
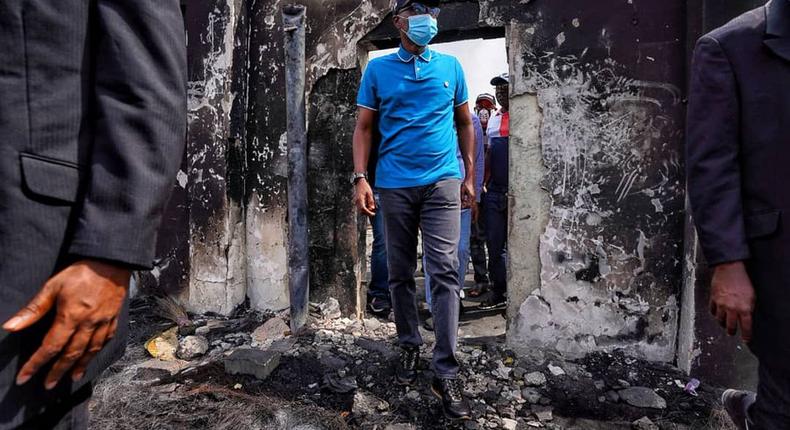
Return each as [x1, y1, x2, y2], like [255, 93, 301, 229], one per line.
[18, 384, 91, 430]
[483, 191, 508, 296]
[751, 361, 790, 429]
[470, 198, 488, 284]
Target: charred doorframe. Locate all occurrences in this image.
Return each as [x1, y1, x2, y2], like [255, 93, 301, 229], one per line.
[356, 5, 508, 319]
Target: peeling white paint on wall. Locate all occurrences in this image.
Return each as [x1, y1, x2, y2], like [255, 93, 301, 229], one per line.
[189, 4, 238, 117]
[556, 32, 565, 47]
[307, 1, 385, 86]
[677, 219, 702, 373]
[176, 170, 188, 189]
[186, 216, 247, 315]
[508, 29, 684, 361]
[182, 0, 248, 315]
[246, 194, 289, 312]
[478, 0, 509, 27]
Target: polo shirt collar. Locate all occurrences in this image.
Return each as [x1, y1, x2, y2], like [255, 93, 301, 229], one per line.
[397, 45, 433, 62]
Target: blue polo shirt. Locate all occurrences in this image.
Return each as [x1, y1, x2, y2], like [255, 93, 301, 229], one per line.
[357, 45, 469, 189]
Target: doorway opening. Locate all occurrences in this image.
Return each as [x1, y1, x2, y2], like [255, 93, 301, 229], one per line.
[360, 36, 511, 342]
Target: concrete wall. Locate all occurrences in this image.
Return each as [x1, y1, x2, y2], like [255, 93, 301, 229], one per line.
[183, 0, 250, 315]
[491, 2, 686, 362]
[306, 69, 365, 313]
[139, 0, 250, 315]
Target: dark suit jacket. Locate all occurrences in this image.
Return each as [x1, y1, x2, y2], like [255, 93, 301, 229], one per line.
[0, 0, 186, 426]
[687, 0, 790, 368]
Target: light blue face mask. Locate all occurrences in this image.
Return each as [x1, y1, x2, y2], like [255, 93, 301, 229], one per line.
[401, 14, 438, 47]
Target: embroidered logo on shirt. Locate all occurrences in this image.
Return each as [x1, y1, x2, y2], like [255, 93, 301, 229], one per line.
[444, 81, 449, 87]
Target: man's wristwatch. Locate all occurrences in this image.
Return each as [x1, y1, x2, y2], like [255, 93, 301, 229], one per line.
[350, 172, 368, 185]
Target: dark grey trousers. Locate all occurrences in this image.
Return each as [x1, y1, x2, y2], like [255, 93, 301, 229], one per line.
[378, 179, 462, 379]
[751, 361, 790, 429]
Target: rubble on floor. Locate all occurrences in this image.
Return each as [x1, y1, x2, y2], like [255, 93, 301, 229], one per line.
[90, 297, 734, 429]
[225, 348, 282, 380]
[177, 335, 209, 360]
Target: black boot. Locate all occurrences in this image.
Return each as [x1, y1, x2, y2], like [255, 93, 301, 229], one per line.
[395, 347, 420, 385]
[479, 292, 506, 310]
[422, 315, 434, 331]
[431, 377, 472, 420]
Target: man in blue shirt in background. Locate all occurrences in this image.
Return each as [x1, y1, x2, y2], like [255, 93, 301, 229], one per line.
[364, 131, 391, 318]
[352, 0, 475, 420]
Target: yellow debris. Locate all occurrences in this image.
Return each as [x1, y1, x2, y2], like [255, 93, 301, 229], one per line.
[144, 326, 179, 361]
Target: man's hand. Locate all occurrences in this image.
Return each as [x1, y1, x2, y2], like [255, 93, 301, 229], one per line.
[3, 260, 130, 389]
[461, 178, 475, 209]
[354, 179, 376, 217]
[710, 261, 755, 343]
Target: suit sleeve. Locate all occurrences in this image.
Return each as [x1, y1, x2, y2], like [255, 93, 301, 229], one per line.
[686, 36, 749, 265]
[68, 0, 187, 270]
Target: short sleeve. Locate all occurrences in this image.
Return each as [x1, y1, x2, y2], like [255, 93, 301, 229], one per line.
[454, 58, 469, 107]
[357, 62, 379, 111]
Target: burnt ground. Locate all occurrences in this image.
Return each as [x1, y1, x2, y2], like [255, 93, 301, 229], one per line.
[89, 297, 735, 430]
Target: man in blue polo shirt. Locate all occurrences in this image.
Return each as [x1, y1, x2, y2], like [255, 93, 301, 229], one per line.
[352, 0, 474, 420]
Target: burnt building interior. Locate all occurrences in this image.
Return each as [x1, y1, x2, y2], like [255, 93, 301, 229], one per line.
[134, 0, 767, 402]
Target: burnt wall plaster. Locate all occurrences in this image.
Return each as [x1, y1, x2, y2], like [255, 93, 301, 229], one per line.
[181, 0, 249, 314]
[245, 0, 290, 312]
[138, 0, 253, 314]
[503, 0, 687, 362]
[307, 69, 363, 314]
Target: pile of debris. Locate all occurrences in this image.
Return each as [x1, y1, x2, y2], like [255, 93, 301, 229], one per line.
[90, 297, 733, 430]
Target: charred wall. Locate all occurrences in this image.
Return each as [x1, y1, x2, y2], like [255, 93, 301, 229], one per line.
[181, 0, 250, 315]
[144, 0, 768, 372]
[502, 1, 688, 362]
[139, 0, 251, 314]
[245, 0, 393, 314]
[306, 69, 363, 314]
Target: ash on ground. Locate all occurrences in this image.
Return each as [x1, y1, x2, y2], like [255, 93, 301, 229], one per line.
[89, 297, 734, 430]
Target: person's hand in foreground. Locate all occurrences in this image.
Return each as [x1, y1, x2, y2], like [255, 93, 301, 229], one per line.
[710, 261, 755, 343]
[3, 259, 130, 389]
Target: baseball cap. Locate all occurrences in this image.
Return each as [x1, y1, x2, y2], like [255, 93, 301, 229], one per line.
[490, 73, 509, 86]
[475, 93, 496, 109]
[391, 0, 440, 14]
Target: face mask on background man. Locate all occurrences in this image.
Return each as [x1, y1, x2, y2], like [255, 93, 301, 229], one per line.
[478, 109, 491, 130]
